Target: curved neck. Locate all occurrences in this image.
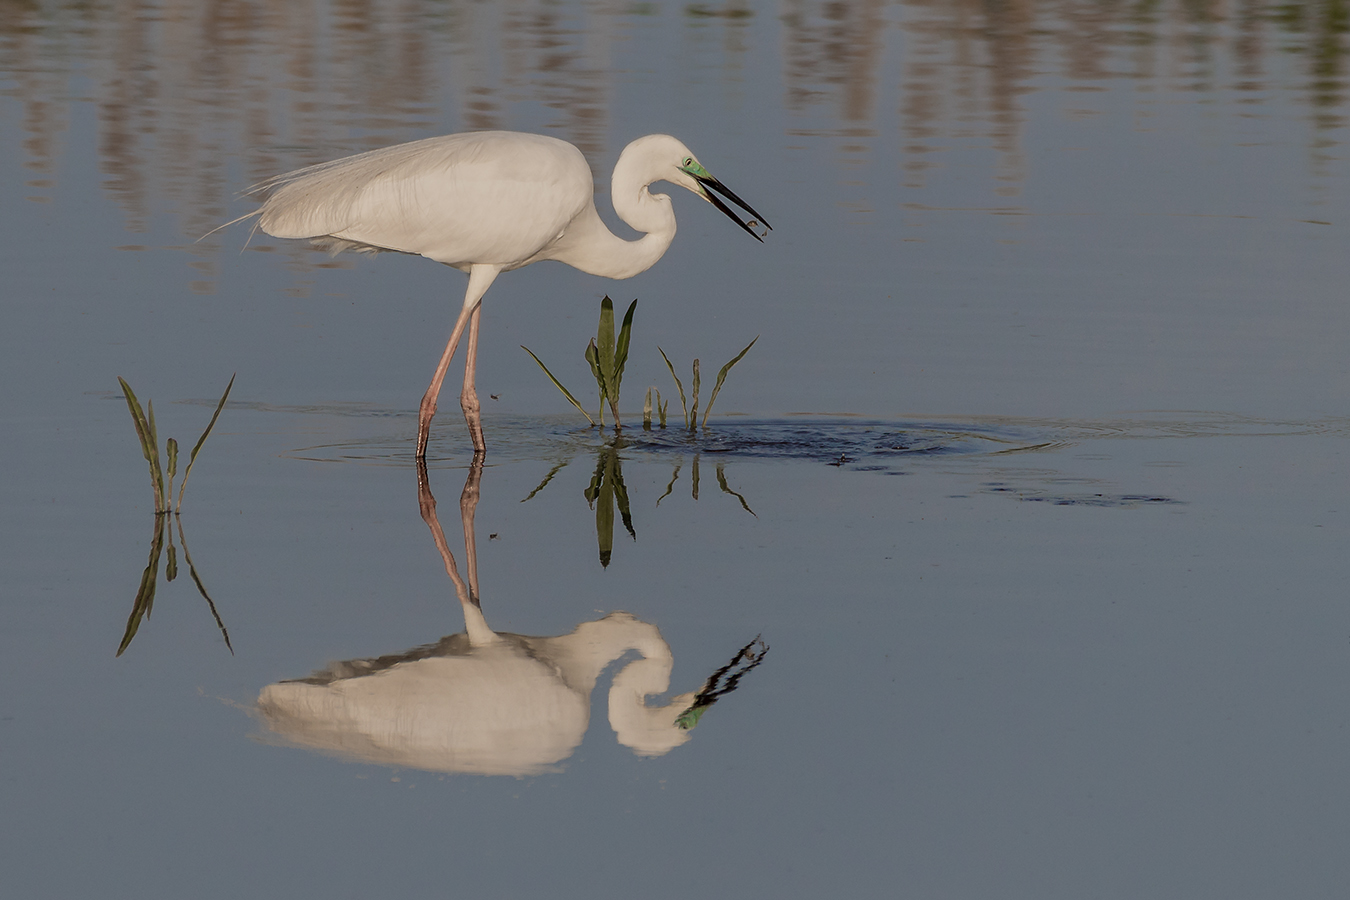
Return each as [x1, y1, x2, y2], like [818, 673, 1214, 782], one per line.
[607, 652, 694, 757]
[609, 149, 678, 273]
[544, 161, 677, 279]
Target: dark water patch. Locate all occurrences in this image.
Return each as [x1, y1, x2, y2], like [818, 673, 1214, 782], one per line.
[981, 481, 1183, 508]
[613, 419, 1040, 467]
[975, 467, 1184, 508]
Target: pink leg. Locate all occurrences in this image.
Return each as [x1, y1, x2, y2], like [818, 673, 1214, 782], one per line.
[417, 265, 499, 458]
[460, 303, 484, 452]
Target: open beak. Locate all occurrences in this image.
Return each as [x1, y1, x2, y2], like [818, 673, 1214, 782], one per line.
[684, 164, 772, 242]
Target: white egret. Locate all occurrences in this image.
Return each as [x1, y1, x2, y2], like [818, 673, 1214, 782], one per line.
[243, 131, 771, 457]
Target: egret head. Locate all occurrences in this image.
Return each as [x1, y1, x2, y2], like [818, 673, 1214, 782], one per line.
[620, 135, 773, 242]
[675, 152, 772, 242]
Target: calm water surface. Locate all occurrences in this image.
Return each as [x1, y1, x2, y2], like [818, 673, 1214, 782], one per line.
[3, 3, 1350, 898]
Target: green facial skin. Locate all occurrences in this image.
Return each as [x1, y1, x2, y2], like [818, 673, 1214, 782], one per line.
[680, 157, 711, 179]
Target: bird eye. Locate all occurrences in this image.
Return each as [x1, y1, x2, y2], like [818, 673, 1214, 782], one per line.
[683, 157, 693, 166]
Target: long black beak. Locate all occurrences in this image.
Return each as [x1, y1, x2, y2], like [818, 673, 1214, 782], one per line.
[695, 175, 773, 242]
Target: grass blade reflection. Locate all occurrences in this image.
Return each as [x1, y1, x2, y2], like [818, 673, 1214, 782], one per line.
[117, 515, 167, 656]
[522, 438, 754, 568]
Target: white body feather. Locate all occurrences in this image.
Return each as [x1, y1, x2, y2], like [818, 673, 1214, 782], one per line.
[254, 130, 691, 278]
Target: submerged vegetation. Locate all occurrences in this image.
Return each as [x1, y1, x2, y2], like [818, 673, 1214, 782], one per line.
[524, 295, 756, 432]
[115, 376, 235, 657]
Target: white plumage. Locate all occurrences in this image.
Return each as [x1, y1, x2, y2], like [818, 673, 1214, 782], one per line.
[243, 130, 770, 457]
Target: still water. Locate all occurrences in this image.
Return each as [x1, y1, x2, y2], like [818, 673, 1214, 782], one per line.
[3, 2, 1350, 897]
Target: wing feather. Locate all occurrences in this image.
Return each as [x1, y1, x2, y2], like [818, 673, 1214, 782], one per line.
[254, 132, 593, 268]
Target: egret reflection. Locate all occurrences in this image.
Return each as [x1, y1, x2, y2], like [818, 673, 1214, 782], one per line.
[256, 458, 766, 776]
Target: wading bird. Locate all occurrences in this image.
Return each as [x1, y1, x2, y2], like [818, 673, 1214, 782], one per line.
[243, 131, 771, 457]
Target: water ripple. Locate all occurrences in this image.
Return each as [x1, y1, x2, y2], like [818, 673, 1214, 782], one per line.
[261, 411, 1350, 467]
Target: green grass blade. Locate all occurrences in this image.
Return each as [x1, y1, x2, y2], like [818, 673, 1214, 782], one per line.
[177, 373, 235, 512]
[117, 377, 155, 462]
[689, 359, 700, 431]
[584, 339, 608, 403]
[597, 298, 624, 425]
[523, 346, 596, 425]
[596, 296, 616, 393]
[165, 437, 178, 508]
[603, 299, 637, 427]
[118, 378, 164, 512]
[702, 335, 758, 428]
[148, 398, 164, 513]
[659, 398, 668, 428]
[658, 347, 687, 426]
[146, 398, 160, 467]
[587, 340, 605, 425]
[643, 388, 653, 430]
[613, 298, 637, 394]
